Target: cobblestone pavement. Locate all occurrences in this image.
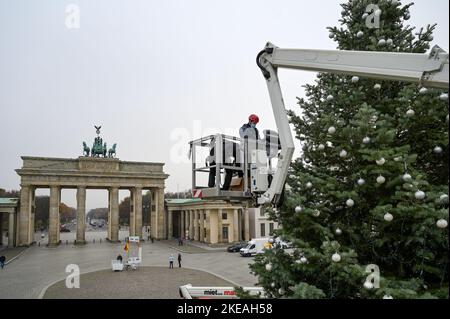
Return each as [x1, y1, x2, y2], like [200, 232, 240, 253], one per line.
[43, 266, 234, 299]
[0, 240, 257, 299]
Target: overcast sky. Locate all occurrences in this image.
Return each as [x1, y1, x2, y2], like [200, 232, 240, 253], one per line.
[0, 0, 448, 210]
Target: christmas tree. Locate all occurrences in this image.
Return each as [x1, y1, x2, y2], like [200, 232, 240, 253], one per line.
[249, 0, 448, 299]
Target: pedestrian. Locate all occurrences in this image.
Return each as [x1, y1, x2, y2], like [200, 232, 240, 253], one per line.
[151, 236, 154, 243]
[178, 253, 182, 268]
[0, 255, 6, 269]
[117, 254, 123, 263]
[169, 254, 174, 269]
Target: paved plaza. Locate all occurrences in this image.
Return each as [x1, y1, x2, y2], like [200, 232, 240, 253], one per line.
[43, 267, 234, 299]
[0, 237, 257, 299]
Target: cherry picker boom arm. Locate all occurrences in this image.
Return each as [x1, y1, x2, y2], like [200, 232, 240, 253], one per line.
[256, 42, 449, 206]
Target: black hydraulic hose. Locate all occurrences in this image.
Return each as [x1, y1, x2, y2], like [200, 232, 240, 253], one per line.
[256, 47, 274, 79]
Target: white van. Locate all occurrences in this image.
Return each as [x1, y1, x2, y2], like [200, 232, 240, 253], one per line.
[240, 238, 271, 257]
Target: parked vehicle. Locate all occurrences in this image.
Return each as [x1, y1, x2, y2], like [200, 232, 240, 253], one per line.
[60, 225, 70, 232]
[240, 238, 271, 257]
[227, 241, 248, 253]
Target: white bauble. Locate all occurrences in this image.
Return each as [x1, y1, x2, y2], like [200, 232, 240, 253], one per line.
[374, 84, 381, 90]
[328, 126, 336, 134]
[378, 39, 386, 46]
[447, 114, 449, 124]
[270, 282, 276, 288]
[335, 228, 342, 235]
[362, 13, 369, 20]
[384, 213, 394, 222]
[363, 136, 371, 144]
[357, 31, 364, 38]
[406, 109, 415, 117]
[404, 13, 410, 20]
[268, 237, 275, 244]
[436, 219, 448, 229]
[318, 144, 325, 151]
[340, 150, 348, 158]
[357, 178, 366, 186]
[434, 146, 443, 154]
[386, 38, 393, 46]
[364, 281, 374, 289]
[383, 295, 394, 299]
[419, 87, 428, 94]
[415, 190, 426, 200]
[440, 194, 449, 203]
[295, 206, 303, 213]
[265, 263, 273, 271]
[402, 173, 412, 182]
[326, 94, 334, 101]
[306, 182, 313, 189]
[332, 253, 341, 263]
[278, 288, 285, 295]
[376, 157, 386, 166]
[329, 33, 334, 39]
[377, 175, 386, 184]
[394, 156, 402, 162]
[374, 9, 382, 17]
[313, 210, 320, 217]
[346, 199, 355, 207]
[428, 35, 434, 41]
[300, 256, 307, 264]
[439, 93, 448, 101]
[351, 76, 360, 83]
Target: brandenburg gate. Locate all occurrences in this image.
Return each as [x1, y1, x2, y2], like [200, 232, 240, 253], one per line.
[15, 156, 168, 246]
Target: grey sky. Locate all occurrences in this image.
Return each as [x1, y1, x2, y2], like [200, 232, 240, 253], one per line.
[1, 0, 448, 210]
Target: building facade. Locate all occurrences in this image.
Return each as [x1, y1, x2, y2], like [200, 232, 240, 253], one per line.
[165, 198, 249, 244]
[0, 198, 18, 248]
[248, 207, 279, 239]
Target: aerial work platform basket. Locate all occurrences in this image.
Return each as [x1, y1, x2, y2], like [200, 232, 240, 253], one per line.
[189, 132, 281, 204]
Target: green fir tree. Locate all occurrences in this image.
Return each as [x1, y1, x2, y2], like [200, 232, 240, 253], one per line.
[249, 0, 448, 299]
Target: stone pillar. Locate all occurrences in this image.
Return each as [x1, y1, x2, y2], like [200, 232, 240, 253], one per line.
[134, 187, 143, 239]
[205, 209, 211, 243]
[8, 211, 15, 248]
[194, 210, 199, 241]
[108, 187, 119, 242]
[199, 209, 205, 242]
[129, 189, 135, 237]
[48, 185, 61, 246]
[233, 209, 239, 242]
[75, 186, 86, 245]
[209, 210, 218, 244]
[244, 208, 250, 241]
[18, 185, 32, 246]
[151, 188, 165, 240]
[180, 211, 185, 239]
[168, 209, 173, 239]
[189, 210, 194, 240]
[218, 209, 223, 243]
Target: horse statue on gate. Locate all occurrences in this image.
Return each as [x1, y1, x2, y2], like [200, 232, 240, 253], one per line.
[83, 142, 90, 157]
[108, 143, 117, 158]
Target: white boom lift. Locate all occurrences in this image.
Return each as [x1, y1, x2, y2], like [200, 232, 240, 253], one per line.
[190, 42, 448, 207]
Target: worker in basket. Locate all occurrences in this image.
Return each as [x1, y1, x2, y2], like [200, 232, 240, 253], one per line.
[207, 135, 240, 190]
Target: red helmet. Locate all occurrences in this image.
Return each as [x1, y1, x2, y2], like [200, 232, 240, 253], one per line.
[248, 114, 259, 124]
